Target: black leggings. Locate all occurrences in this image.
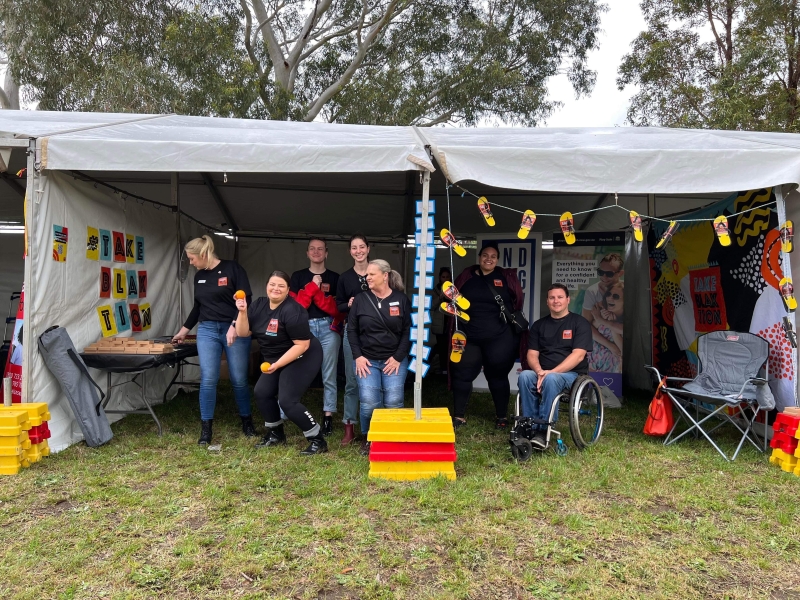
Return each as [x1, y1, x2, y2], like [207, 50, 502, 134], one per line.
[450, 328, 518, 420]
[254, 337, 323, 437]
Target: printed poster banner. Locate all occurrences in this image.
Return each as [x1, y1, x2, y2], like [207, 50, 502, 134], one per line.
[53, 225, 68, 262]
[474, 233, 542, 393]
[650, 188, 796, 410]
[97, 304, 118, 337]
[86, 227, 99, 261]
[553, 231, 626, 397]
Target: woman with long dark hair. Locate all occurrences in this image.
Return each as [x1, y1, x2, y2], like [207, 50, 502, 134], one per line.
[450, 241, 524, 430]
[172, 235, 254, 445]
[235, 270, 327, 455]
[335, 234, 371, 445]
[348, 259, 412, 455]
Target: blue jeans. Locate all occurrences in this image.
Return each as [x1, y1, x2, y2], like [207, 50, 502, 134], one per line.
[518, 370, 579, 430]
[308, 317, 342, 414]
[341, 327, 360, 424]
[357, 357, 408, 435]
[196, 321, 252, 420]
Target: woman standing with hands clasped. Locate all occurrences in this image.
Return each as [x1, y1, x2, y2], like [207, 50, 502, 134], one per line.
[335, 234, 371, 445]
[235, 271, 327, 455]
[347, 259, 412, 455]
[172, 235, 254, 446]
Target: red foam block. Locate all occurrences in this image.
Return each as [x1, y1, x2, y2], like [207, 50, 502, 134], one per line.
[770, 430, 799, 454]
[369, 441, 457, 462]
[775, 412, 800, 437]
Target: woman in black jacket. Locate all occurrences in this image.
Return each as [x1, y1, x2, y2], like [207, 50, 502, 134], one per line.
[450, 241, 525, 430]
[347, 259, 412, 455]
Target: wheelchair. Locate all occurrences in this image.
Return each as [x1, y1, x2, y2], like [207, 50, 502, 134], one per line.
[509, 374, 604, 460]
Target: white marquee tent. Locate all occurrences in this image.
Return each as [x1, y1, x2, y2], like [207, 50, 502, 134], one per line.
[1, 110, 799, 451]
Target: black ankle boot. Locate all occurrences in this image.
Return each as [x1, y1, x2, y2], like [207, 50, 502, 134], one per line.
[198, 419, 213, 445]
[300, 434, 328, 455]
[321, 415, 333, 437]
[255, 424, 286, 448]
[241, 415, 257, 437]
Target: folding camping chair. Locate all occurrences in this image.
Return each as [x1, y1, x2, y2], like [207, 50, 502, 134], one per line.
[645, 331, 774, 461]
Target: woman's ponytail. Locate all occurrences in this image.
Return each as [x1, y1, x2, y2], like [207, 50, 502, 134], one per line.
[388, 270, 404, 292]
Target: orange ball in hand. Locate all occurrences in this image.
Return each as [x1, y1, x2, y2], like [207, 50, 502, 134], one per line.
[260, 362, 271, 373]
[234, 290, 246, 300]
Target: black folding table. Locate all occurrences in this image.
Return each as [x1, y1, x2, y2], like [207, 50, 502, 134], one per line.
[81, 344, 198, 436]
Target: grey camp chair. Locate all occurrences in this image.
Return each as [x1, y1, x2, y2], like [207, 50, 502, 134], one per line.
[645, 331, 773, 461]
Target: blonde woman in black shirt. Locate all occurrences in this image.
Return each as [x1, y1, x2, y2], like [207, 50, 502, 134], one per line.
[347, 259, 412, 455]
[172, 235, 254, 445]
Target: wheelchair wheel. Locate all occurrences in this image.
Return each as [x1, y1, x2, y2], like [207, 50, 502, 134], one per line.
[568, 375, 604, 450]
[510, 438, 533, 462]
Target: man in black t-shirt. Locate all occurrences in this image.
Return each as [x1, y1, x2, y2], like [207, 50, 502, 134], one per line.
[519, 283, 593, 448]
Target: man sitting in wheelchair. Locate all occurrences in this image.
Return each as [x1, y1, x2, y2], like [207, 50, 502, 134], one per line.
[518, 283, 593, 449]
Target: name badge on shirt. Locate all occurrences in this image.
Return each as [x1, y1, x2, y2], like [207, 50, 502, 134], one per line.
[563, 330, 572, 339]
[390, 306, 400, 316]
[218, 277, 228, 286]
[494, 279, 503, 287]
[198, 280, 206, 284]
[321, 283, 330, 293]
[267, 319, 279, 336]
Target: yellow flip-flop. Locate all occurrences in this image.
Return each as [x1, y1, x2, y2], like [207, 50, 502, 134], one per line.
[781, 277, 797, 312]
[477, 197, 495, 227]
[450, 331, 467, 363]
[442, 281, 470, 310]
[655, 221, 679, 249]
[440, 228, 467, 257]
[560, 212, 575, 245]
[714, 215, 731, 247]
[781, 221, 794, 253]
[518, 210, 536, 239]
[629, 211, 643, 242]
[440, 302, 469, 321]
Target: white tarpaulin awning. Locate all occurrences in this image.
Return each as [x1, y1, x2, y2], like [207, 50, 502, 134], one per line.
[417, 126, 800, 194]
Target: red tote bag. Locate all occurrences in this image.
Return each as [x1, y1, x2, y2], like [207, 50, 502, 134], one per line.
[644, 377, 674, 437]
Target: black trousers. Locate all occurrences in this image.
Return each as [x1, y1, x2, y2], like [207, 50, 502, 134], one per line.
[450, 328, 518, 419]
[254, 337, 323, 437]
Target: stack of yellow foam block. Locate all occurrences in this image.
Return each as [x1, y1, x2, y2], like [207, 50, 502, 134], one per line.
[367, 407, 456, 481]
[0, 403, 51, 474]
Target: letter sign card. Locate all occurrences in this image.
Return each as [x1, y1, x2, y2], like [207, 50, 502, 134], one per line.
[114, 301, 131, 333]
[97, 304, 118, 337]
[135, 236, 145, 264]
[129, 304, 142, 332]
[127, 270, 138, 298]
[86, 227, 99, 261]
[52, 225, 68, 262]
[112, 231, 125, 262]
[138, 271, 148, 298]
[100, 267, 111, 298]
[125, 233, 135, 264]
[140, 302, 152, 331]
[99, 229, 112, 261]
[112, 268, 127, 299]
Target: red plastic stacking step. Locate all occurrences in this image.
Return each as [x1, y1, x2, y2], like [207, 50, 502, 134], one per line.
[770, 430, 799, 455]
[774, 412, 800, 437]
[369, 441, 457, 462]
[27, 423, 51, 445]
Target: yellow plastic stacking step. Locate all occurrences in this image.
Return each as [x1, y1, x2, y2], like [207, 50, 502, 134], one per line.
[0, 443, 25, 457]
[37, 440, 50, 457]
[770, 448, 799, 471]
[0, 410, 30, 430]
[0, 403, 50, 427]
[0, 464, 23, 475]
[26, 444, 42, 464]
[369, 461, 456, 481]
[0, 454, 29, 468]
[367, 408, 455, 443]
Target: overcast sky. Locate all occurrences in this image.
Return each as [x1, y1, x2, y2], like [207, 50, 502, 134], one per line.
[543, 0, 646, 128]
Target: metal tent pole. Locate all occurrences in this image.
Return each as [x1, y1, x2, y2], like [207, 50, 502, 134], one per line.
[413, 169, 431, 420]
[21, 138, 36, 403]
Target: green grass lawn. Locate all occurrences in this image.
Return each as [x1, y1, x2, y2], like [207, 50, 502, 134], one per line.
[1, 376, 798, 599]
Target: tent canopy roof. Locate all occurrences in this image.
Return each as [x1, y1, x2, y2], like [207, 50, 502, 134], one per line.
[1, 110, 797, 235]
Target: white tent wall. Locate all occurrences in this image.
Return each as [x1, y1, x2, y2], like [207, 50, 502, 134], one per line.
[29, 172, 184, 451]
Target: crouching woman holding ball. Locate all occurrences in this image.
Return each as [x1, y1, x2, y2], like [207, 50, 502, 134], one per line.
[235, 270, 327, 455]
